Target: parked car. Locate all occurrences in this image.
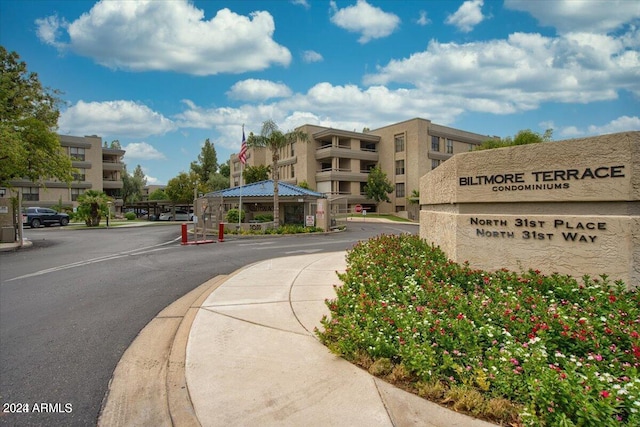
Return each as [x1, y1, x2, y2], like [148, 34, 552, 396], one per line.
[23, 207, 70, 228]
[158, 210, 193, 221]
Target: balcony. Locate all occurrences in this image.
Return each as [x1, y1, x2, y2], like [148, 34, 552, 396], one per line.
[315, 168, 370, 182]
[103, 180, 124, 189]
[315, 146, 378, 162]
[103, 161, 124, 171]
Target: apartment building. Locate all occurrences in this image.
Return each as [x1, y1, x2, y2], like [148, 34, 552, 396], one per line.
[229, 118, 492, 217]
[8, 134, 125, 209]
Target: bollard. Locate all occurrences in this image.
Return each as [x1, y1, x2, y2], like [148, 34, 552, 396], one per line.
[181, 223, 188, 244]
[218, 222, 224, 242]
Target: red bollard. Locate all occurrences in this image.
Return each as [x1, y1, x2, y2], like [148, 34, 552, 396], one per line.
[218, 222, 224, 242]
[181, 223, 188, 244]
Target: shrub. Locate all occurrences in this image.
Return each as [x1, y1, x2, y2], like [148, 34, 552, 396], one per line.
[225, 208, 245, 223]
[316, 234, 640, 426]
[254, 214, 274, 222]
[124, 212, 136, 220]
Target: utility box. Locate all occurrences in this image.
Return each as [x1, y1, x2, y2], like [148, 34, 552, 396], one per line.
[1, 226, 15, 243]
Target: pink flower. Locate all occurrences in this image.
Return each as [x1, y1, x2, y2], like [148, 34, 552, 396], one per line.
[600, 390, 610, 398]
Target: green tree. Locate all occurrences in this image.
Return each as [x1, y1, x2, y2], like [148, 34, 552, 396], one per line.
[408, 189, 420, 205]
[190, 138, 218, 185]
[475, 129, 553, 151]
[218, 160, 230, 178]
[207, 173, 229, 191]
[110, 140, 122, 149]
[364, 166, 394, 209]
[298, 180, 312, 190]
[149, 188, 168, 200]
[0, 47, 74, 187]
[243, 164, 270, 184]
[247, 120, 309, 225]
[166, 172, 198, 204]
[77, 190, 110, 227]
[122, 164, 147, 204]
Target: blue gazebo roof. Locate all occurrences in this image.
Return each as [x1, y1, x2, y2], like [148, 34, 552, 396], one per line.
[204, 180, 325, 199]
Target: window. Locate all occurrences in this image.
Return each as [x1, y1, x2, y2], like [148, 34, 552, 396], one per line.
[431, 136, 440, 152]
[469, 143, 475, 151]
[395, 160, 405, 175]
[73, 168, 86, 181]
[431, 159, 440, 170]
[395, 183, 405, 198]
[291, 165, 295, 178]
[71, 188, 84, 201]
[394, 134, 405, 152]
[446, 139, 454, 154]
[70, 147, 85, 161]
[23, 187, 39, 201]
[291, 142, 295, 157]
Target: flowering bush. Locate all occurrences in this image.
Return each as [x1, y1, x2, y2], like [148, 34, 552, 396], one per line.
[316, 234, 640, 426]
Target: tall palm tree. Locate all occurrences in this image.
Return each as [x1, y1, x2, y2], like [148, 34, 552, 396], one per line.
[247, 120, 309, 225]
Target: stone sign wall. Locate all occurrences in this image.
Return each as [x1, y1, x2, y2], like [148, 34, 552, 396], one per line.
[419, 131, 639, 289]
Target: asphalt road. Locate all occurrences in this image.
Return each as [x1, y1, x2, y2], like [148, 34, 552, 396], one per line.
[0, 221, 417, 426]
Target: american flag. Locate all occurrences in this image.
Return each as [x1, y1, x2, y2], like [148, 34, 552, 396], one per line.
[239, 129, 247, 165]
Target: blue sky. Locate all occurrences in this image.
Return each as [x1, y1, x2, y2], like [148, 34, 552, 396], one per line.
[1, 0, 639, 185]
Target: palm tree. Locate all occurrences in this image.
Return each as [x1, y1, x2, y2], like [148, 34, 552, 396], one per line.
[247, 120, 309, 225]
[77, 190, 110, 226]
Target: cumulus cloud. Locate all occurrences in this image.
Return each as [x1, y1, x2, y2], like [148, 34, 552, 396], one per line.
[36, 0, 291, 75]
[445, 0, 485, 33]
[329, 0, 400, 43]
[59, 100, 176, 138]
[505, 0, 640, 34]
[587, 115, 640, 134]
[363, 30, 640, 113]
[227, 79, 293, 101]
[302, 50, 324, 63]
[123, 142, 167, 160]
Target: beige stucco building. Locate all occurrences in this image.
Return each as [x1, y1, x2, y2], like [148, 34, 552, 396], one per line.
[230, 118, 492, 217]
[2, 134, 125, 209]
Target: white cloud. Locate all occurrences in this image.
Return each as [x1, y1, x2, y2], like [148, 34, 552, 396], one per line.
[587, 115, 640, 134]
[445, 0, 485, 33]
[302, 50, 324, 63]
[59, 100, 176, 138]
[329, 0, 400, 44]
[145, 175, 160, 185]
[416, 11, 431, 26]
[363, 31, 640, 112]
[34, 14, 67, 49]
[227, 79, 293, 101]
[123, 142, 166, 160]
[291, 0, 310, 9]
[36, 0, 291, 75]
[505, 0, 640, 34]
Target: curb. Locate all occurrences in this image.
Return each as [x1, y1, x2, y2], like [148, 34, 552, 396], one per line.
[98, 275, 227, 427]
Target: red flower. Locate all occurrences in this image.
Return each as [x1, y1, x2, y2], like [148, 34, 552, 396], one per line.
[600, 390, 610, 398]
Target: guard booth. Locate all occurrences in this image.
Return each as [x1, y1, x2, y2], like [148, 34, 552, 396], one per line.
[198, 180, 328, 232]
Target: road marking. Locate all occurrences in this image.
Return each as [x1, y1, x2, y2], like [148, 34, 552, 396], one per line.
[5, 239, 179, 282]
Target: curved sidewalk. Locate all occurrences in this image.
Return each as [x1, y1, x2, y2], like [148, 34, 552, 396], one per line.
[185, 251, 495, 427]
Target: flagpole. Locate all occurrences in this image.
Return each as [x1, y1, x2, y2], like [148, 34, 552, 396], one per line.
[238, 124, 244, 230]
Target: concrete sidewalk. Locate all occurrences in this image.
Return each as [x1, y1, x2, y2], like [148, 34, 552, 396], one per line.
[184, 252, 495, 427]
